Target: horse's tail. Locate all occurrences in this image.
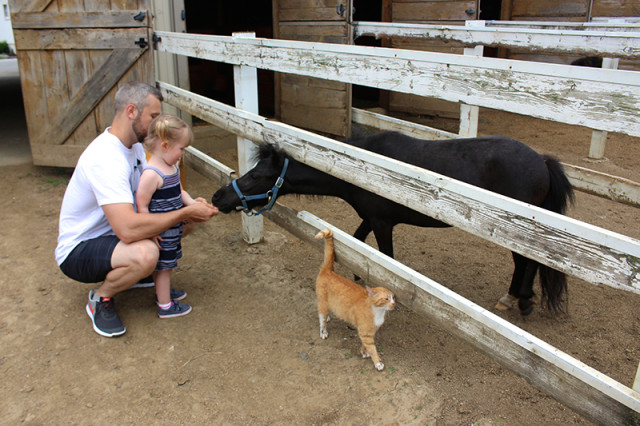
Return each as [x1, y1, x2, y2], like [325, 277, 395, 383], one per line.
[539, 156, 575, 313]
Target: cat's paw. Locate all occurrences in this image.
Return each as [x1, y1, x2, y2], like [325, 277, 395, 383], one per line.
[361, 350, 371, 359]
[375, 362, 385, 371]
[320, 329, 328, 339]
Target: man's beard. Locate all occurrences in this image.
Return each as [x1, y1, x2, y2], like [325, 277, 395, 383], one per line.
[132, 115, 146, 142]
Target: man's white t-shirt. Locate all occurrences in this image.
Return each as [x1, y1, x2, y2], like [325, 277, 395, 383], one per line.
[55, 128, 147, 266]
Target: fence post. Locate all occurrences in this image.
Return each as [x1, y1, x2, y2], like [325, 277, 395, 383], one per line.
[459, 21, 484, 138]
[588, 57, 620, 160]
[233, 32, 263, 244]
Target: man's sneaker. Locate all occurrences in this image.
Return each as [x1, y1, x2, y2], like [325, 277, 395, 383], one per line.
[86, 290, 126, 337]
[129, 276, 155, 289]
[158, 300, 192, 318]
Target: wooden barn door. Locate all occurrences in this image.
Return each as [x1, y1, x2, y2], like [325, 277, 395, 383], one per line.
[273, 0, 353, 138]
[10, 0, 154, 167]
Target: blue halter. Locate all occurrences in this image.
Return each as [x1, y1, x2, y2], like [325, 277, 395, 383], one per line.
[231, 158, 289, 216]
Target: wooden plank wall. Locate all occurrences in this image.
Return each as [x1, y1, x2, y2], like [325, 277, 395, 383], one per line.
[273, 0, 352, 137]
[384, 0, 479, 118]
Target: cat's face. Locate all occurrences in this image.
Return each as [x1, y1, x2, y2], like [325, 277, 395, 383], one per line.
[367, 287, 396, 310]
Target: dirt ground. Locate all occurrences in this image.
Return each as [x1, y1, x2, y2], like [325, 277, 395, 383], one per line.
[1, 109, 640, 425]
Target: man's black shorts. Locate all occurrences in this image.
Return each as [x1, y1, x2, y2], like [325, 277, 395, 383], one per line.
[59, 235, 119, 283]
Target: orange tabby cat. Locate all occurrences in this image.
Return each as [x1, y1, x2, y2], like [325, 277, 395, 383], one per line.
[314, 228, 396, 371]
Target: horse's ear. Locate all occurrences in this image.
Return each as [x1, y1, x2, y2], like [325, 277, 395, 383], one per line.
[254, 143, 275, 164]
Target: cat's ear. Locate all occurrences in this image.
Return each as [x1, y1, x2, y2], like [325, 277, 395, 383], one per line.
[366, 286, 376, 297]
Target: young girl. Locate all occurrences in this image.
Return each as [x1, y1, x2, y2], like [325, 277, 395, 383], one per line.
[136, 114, 207, 318]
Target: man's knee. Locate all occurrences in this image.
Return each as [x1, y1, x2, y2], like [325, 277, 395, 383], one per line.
[113, 239, 159, 274]
[132, 240, 159, 272]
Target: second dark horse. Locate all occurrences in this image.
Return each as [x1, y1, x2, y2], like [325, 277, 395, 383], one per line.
[212, 131, 574, 316]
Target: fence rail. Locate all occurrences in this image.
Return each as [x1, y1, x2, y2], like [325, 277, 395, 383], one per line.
[354, 20, 640, 58]
[155, 31, 640, 138]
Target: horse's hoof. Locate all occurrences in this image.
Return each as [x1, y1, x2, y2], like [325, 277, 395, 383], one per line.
[519, 299, 535, 316]
[495, 293, 517, 311]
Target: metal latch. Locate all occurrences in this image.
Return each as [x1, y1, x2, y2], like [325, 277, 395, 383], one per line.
[134, 38, 148, 48]
[133, 11, 146, 21]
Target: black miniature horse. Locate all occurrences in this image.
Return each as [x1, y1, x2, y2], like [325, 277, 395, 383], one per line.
[212, 131, 574, 316]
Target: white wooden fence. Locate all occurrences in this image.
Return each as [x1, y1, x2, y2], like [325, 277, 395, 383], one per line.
[155, 26, 640, 204]
[155, 30, 640, 138]
[354, 19, 640, 160]
[155, 28, 640, 423]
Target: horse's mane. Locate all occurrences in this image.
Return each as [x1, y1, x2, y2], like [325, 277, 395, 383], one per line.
[253, 143, 287, 165]
[252, 143, 325, 202]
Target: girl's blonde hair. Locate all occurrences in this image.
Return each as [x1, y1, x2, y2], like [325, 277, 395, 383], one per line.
[143, 113, 193, 151]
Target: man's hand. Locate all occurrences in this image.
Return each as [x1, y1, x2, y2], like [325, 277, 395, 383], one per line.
[185, 202, 218, 223]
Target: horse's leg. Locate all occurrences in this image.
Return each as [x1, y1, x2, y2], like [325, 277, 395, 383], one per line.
[496, 252, 523, 311]
[510, 252, 539, 316]
[353, 220, 372, 243]
[370, 220, 394, 259]
[496, 252, 538, 316]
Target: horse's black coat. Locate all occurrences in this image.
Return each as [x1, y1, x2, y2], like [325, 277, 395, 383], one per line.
[212, 131, 574, 315]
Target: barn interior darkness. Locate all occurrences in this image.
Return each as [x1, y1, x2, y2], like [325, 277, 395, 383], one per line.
[184, 2, 275, 117]
[184, 1, 503, 119]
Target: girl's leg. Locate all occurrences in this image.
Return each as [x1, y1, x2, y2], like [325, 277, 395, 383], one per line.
[154, 269, 173, 305]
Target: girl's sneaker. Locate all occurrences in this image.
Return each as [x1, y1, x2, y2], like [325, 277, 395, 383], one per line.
[158, 300, 192, 318]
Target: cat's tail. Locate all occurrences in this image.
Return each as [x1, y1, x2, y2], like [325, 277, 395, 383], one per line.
[315, 228, 335, 273]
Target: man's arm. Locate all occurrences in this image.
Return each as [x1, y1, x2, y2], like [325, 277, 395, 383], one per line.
[103, 202, 217, 244]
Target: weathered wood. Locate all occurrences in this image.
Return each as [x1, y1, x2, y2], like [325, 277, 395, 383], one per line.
[354, 21, 640, 58]
[278, 0, 344, 22]
[159, 82, 640, 295]
[178, 92, 640, 426]
[487, 20, 640, 32]
[233, 32, 263, 245]
[11, 0, 153, 168]
[279, 22, 349, 43]
[352, 107, 457, 139]
[14, 28, 149, 50]
[155, 31, 640, 137]
[591, 0, 640, 18]
[352, 107, 640, 208]
[9, 0, 54, 13]
[33, 48, 146, 149]
[563, 164, 640, 208]
[392, 1, 476, 21]
[12, 10, 148, 29]
[183, 146, 235, 187]
[273, 4, 351, 138]
[30, 143, 87, 167]
[511, 0, 588, 18]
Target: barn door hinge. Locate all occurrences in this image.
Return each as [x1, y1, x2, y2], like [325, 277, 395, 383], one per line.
[336, 2, 354, 19]
[134, 37, 148, 48]
[133, 11, 146, 21]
